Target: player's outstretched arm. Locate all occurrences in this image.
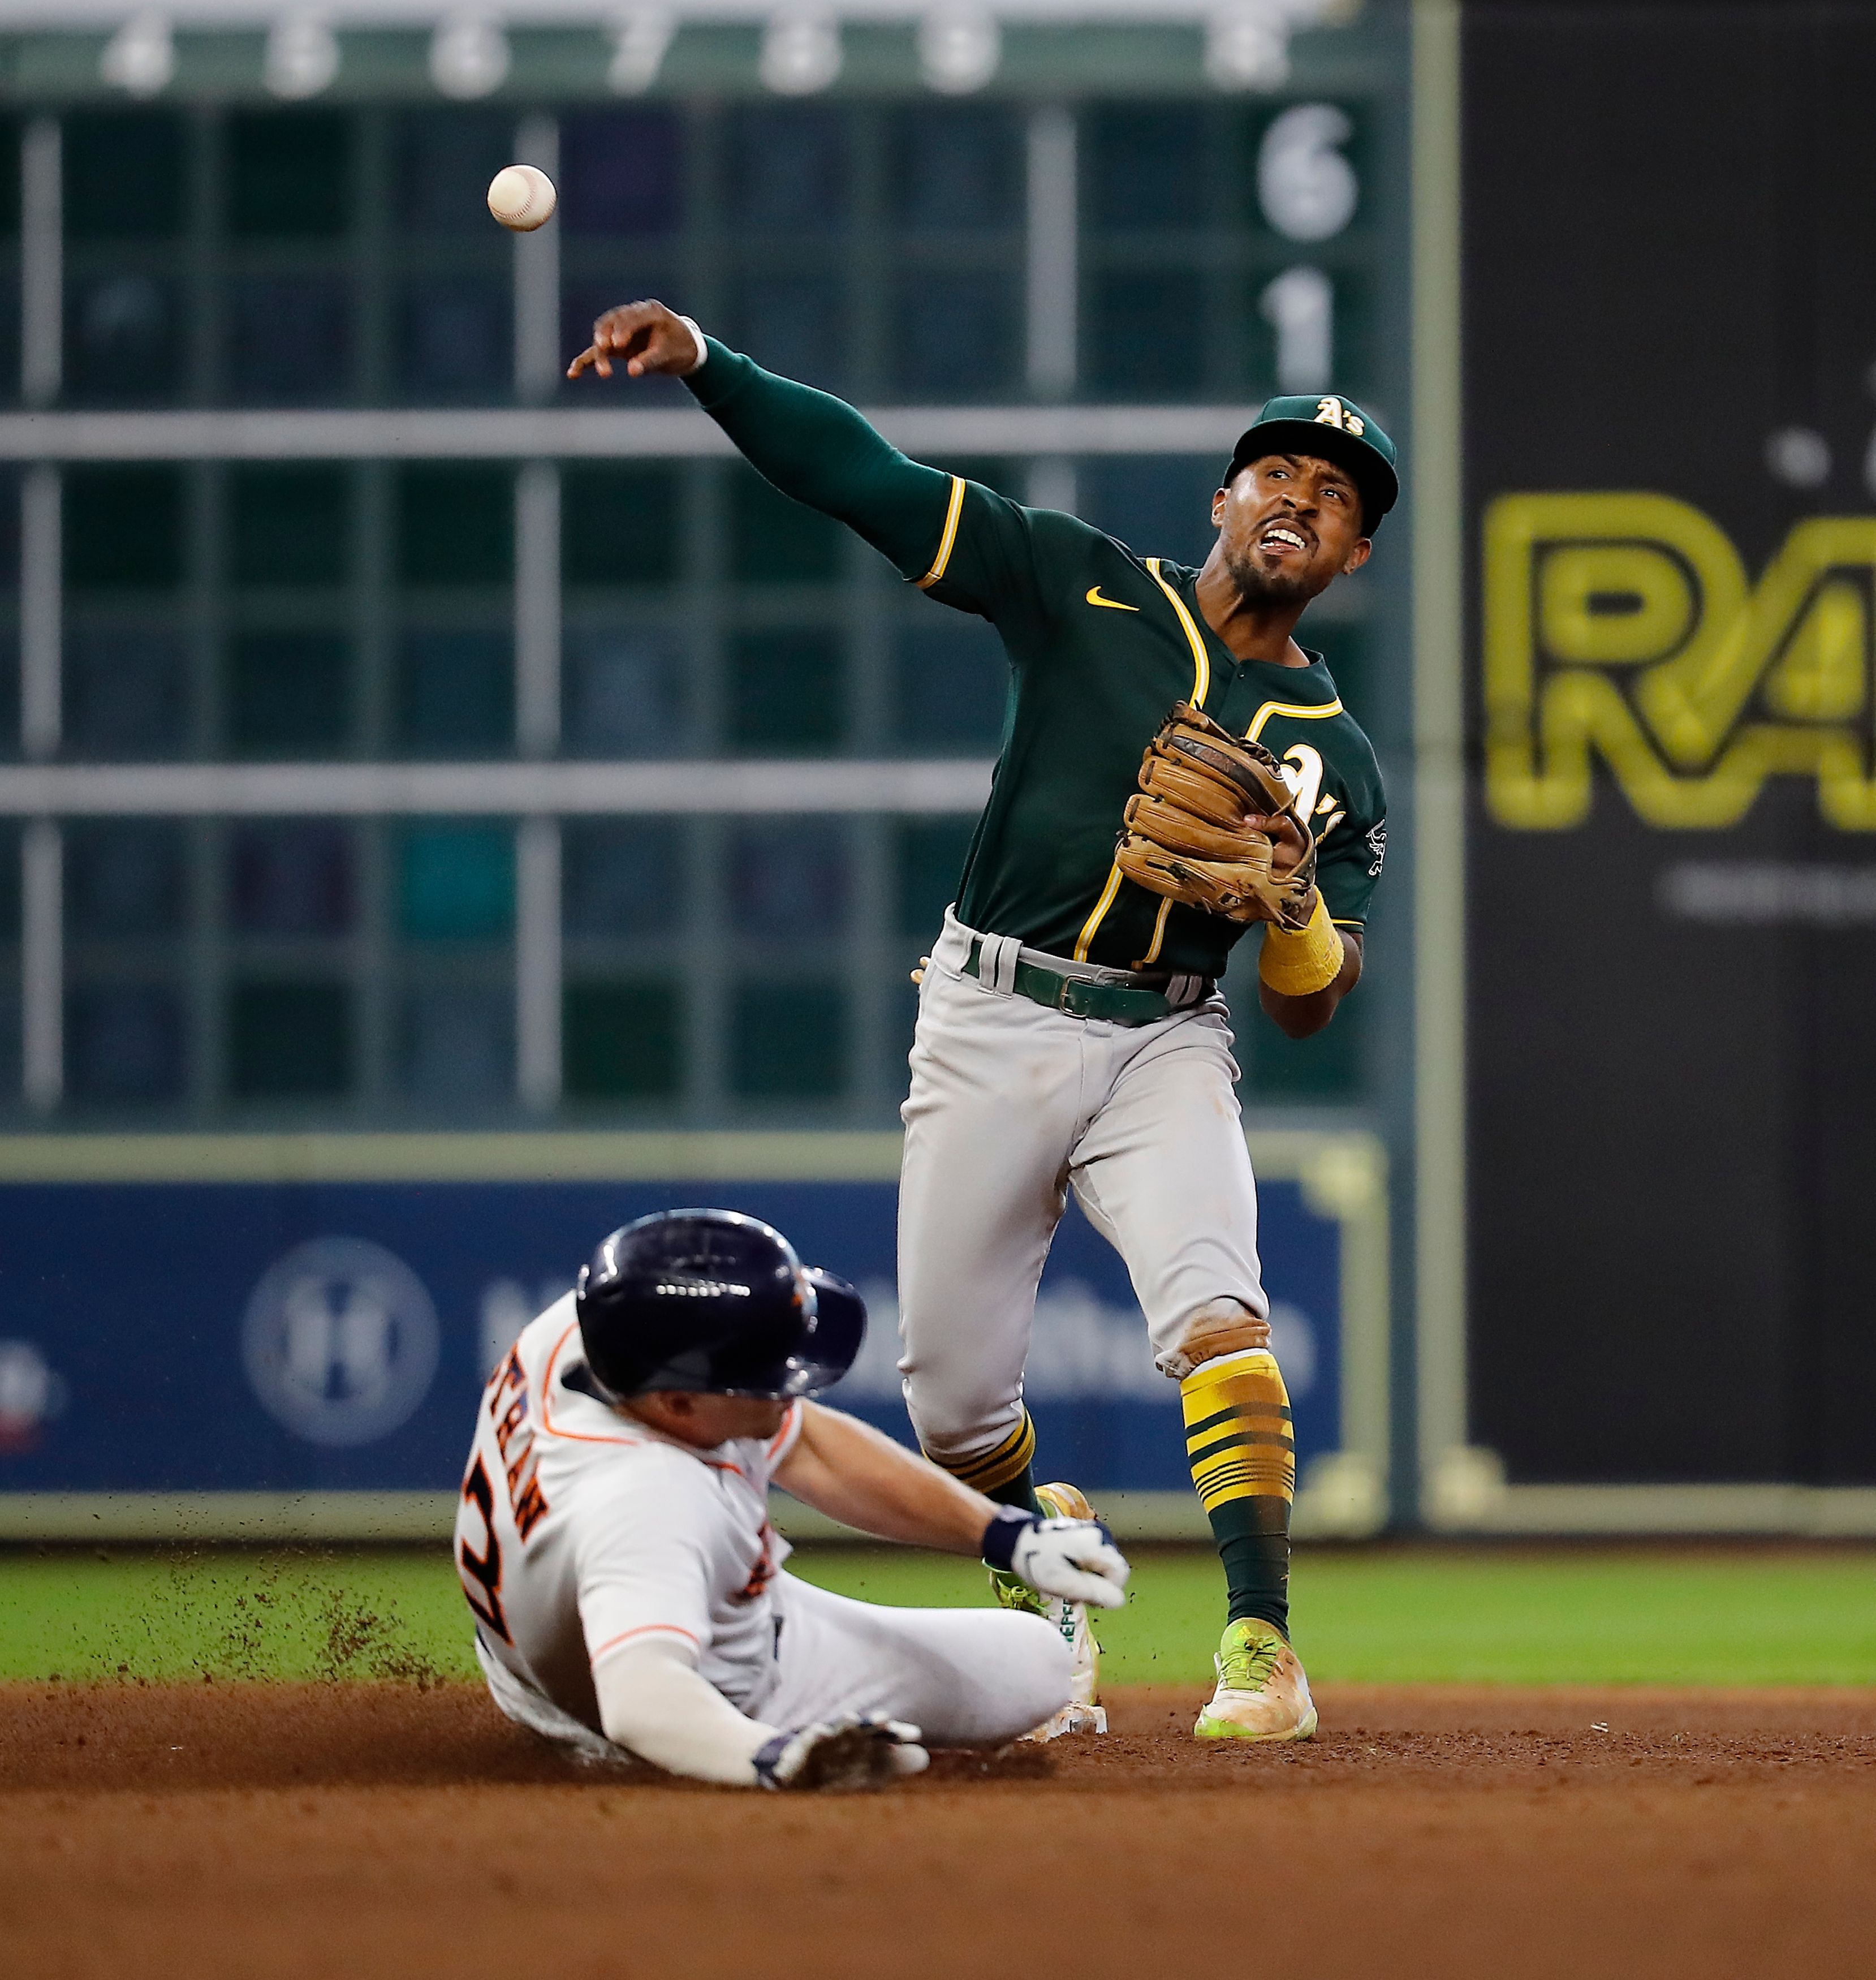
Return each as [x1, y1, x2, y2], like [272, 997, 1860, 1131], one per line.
[568, 298, 955, 584]
[774, 1402, 1130, 1609]
[774, 1400, 994, 1552]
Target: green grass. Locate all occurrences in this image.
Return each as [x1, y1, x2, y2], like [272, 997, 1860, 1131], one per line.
[0, 1549, 479, 1685]
[2, 1545, 1872, 1688]
[799, 1545, 1876, 1687]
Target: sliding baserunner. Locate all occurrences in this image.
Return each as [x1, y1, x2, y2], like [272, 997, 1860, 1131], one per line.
[571, 307, 1394, 1742]
[456, 1209, 1128, 1786]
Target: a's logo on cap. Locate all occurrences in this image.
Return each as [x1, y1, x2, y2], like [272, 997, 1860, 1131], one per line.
[1314, 395, 1365, 438]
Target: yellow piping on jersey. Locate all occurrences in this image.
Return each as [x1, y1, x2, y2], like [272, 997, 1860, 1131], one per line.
[1073, 862, 1125, 963]
[1137, 896, 1174, 968]
[1080, 560, 1209, 962]
[1247, 696, 1343, 742]
[916, 474, 967, 590]
[1146, 557, 1210, 706]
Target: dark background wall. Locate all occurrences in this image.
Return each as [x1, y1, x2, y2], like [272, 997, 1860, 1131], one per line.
[1464, 1, 1876, 1484]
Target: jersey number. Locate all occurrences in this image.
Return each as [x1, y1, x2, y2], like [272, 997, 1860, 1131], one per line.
[458, 1456, 511, 1643]
[1280, 743, 1325, 825]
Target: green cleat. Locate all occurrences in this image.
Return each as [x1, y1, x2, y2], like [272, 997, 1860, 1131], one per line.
[1193, 1617, 1318, 1742]
[989, 1566, 1048, 1617]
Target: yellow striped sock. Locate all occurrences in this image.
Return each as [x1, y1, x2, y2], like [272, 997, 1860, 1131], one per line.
[1180, 1349, 1295, 1516]
[1181, 1348, 1294, 1633]
[923, 1407, 1037, 1500]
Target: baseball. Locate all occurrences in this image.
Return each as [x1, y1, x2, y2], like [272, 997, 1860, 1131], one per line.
[487, 163, 557, 231]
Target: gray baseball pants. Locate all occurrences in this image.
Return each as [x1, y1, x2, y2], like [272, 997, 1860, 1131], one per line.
[896, 906, 1270, 1471]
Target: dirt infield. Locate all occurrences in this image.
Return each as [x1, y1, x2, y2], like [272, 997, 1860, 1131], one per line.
[4, 1681, 1874, 1979]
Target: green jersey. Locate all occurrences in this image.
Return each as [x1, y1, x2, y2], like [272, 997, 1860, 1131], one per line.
[686, 342, 1386, 978]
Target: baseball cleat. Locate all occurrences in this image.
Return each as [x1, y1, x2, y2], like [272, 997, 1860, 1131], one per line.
[1193, 1617, 1318, 1742]
[992, 1483, 1109, 1739]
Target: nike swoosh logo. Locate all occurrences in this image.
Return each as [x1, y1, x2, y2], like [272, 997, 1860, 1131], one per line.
[1085, 586, 1140, 612]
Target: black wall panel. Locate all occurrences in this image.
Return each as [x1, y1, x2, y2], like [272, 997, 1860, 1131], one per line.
[1465, 3, 1876, 1483]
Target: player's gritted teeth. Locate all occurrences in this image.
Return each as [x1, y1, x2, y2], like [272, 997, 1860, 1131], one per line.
[1259, 524, 1313, 555]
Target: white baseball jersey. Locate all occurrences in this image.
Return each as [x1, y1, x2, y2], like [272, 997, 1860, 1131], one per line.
[453, 1295, 803, 1734]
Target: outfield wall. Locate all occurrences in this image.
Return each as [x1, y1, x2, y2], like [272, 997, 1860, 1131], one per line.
[0, 1127, 1391, 1542]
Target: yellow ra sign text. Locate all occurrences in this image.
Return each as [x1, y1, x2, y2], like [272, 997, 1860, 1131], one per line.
[1485, 492, 1876, 829]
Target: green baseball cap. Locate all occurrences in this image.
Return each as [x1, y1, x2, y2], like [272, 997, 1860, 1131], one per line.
[1224, 393, 1399, 531]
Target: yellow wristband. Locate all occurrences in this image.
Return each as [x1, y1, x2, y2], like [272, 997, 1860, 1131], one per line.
[1258, 893, 1345, 998]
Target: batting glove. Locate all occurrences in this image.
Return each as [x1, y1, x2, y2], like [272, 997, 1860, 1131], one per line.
[752, 1712, 929, 1792]
[982, 1505, 1131, 1611]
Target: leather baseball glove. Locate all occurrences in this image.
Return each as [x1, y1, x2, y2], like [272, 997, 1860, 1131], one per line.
[1114, 702, 1319, 930]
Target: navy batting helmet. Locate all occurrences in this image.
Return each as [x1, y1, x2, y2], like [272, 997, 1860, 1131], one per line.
[575, 1209, 864, 1400]
[801, 1266, 866, 1381]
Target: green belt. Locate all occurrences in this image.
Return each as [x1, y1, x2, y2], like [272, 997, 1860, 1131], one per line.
[961, 945, 1204, 1026]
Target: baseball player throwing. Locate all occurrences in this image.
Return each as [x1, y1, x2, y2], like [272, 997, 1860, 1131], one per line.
[570, 306, 1393, 1744]
[455, 1208, 1129, 1787]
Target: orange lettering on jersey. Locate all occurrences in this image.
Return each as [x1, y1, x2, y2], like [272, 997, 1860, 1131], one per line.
[476, 1348, 551, 1545]
[510, 1464, 551, 1542]
[735, 1521, 778, 1603]
[494, 1395, 528, 1460]
[457, 1455, 511, 1641]
[488, 1345, 525, 1418]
